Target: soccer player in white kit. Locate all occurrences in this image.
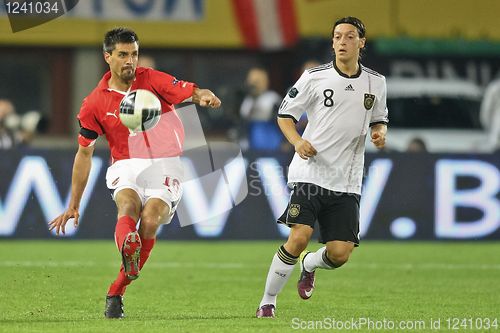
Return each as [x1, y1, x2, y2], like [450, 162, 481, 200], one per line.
[256, 17, 388, 318]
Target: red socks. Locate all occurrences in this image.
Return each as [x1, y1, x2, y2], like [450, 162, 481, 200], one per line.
[107, 266, 130, 296]
[114, 216, 137, 250]
[107, 237, 156, 296]
[139, 238, 156, 270]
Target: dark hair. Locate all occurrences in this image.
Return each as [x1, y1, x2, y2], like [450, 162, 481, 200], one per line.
[103, 27, 139, 54]
[409, 137, 427, 148]
[332, 16, 366, 38]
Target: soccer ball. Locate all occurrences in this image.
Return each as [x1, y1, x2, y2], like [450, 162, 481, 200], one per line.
[119, 89, 162, 132]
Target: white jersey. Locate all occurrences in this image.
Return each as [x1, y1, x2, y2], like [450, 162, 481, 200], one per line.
[278, 61, 389, 195]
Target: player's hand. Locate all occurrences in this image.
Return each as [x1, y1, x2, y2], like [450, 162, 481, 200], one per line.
[48, 208, 80, 236]
[294, 139, 317, 159]
[371, 131, 386, 149]
[196, 89, 221, 108]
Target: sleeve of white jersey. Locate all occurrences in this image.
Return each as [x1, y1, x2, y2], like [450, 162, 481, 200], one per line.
[370, 77, 389, 126]
[278, 71, 311, 123]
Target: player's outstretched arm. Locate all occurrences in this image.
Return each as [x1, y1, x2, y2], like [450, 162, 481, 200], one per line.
[278, 117, 317, 159]
[48, 144, 95, 235]
[371, 123, 387, 149]
[192, 88, 221, 108]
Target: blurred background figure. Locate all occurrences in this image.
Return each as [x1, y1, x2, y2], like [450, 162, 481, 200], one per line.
[406, 137, 428, 153]
[137, 54, 157, 69]
[301, 59, 321, 72]
[19, 110, 41, 145]
[0, 98, 41, 149]
[239, 67, 282, 150]
[0, 98, 18, 149]
[480, 77, 500, 152]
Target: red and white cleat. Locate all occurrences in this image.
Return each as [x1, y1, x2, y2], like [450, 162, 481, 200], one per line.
[121, 231, 141, 280]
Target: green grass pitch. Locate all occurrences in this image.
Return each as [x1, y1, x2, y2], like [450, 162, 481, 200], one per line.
[0, 241, 499, 332]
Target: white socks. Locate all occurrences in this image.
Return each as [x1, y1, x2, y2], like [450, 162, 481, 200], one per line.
[259, 246, 298, 308]
[303, 246, 336, 272]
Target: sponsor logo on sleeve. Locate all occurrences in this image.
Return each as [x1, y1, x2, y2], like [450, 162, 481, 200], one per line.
[288, 87, 299, 98]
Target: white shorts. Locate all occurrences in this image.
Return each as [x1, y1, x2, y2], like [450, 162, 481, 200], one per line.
[106, 157, 184, 224]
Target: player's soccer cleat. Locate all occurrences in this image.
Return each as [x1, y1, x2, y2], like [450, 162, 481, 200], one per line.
[121, 231, 142, 280]
[255, 304, 275, 318]
[104, 295, 124, 319]
[297, 250, 315, 300]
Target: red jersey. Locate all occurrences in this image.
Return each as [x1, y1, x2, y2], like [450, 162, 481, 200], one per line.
[77, 67, 196, 163]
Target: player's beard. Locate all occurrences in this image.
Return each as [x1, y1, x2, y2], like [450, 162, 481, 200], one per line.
[121, 66, 136, 83]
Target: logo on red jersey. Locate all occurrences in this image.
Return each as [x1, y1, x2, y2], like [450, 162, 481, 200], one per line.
[106, 110, 118, 119]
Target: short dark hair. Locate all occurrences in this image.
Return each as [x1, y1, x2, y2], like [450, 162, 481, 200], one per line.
[332, 16, 366, 38]
[103, 27, 139, 54]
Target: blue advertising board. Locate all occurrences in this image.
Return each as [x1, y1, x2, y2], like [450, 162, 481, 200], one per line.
[0, 148, 498, 241]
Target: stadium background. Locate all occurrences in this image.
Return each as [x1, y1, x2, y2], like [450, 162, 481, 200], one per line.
[0, 0, 498, 241]
[0, 1, 499, 332]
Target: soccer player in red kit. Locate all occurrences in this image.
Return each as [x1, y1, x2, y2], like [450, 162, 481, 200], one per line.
[48, 28, 221, 319]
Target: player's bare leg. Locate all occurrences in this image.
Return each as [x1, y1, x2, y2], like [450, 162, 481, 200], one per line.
[298, 240, 354, 300]
[256, 224, 313, 318]
[283, 224, 314, 257]
[325, 241, 354, 267]
[137, 198, 171, 270]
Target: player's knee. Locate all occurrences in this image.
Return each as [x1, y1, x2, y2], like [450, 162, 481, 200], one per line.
[285, 234, 309, 255]
[140, 207, 169, 233]
[138, 216, 159, 238]
[118, 201, 141, 220]
[326, 249, 351, 267]
[141, 210, 162, 225]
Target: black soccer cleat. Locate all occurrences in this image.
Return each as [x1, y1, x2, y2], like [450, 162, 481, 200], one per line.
[104, 295, 124, 319]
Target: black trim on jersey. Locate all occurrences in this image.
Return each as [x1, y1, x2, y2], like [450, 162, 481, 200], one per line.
[308, 62, 331, 70]
[307, 62, 332, 70]
[278, 114, 298, 123]
[79, 126, 99, 139]
[307, 62, 333, 74]
[362, 66, 383, 78]
[369, 121, 388, 127]
[333, 61, 362, 79]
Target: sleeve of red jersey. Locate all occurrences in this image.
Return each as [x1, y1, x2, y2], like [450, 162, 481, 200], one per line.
[77, 98, 103, 147]
[149, 69, 196, 105]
